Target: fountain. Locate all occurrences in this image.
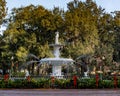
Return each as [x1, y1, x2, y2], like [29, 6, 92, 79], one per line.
[40, 32, 74, 77]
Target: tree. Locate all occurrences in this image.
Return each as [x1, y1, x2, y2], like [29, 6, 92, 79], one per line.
[112, 11, 120, 62]
[2, 0, 120, 76]
[0, 0, 6, 24]
[95, 13, 115, 65]
[0, 0, 6, 65]
[3, 5, 64, 72]
[63, 0, 102, 59]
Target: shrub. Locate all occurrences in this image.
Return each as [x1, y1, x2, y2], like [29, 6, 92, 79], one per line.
[0, 80, 5, 88]
[0, 77, 119, 89]
[12, 72, 25, 77]
[54, 79, 71, 89]
[78, 78, 96, 89]
[117, 79, 120, 88]
[36, 78, 50, 88]
[99, 80, 114, 88]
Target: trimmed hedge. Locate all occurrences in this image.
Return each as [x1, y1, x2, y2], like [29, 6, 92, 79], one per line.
[0, 78, 120, 89]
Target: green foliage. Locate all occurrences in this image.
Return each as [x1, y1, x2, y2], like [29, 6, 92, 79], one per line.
[64, 0, 100, 58]
[12, 72, 25, 77]
[118, 79, 120, 88]
[53, 79, 71, 88]
[0, 0, 6, 24]
[103, 80, 114, 88]
[112, 12, 120, 62]
[0, 80, 5, 88]
[78, 78, 96, 88]
[98, 80, 114, 88]
[2, 5, 64, 65]
[36, 78, 50, 88]
[0, 0, 120, 75]
[0, 77, 119, 89]
[16, 46, 28, 61]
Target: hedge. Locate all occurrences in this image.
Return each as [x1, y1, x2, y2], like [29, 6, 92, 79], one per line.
[0, 78, 120, 89]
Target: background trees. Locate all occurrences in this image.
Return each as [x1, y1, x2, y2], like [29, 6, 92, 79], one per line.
[112, 11, 120, 62]
[63, 0, 101, 59]
[0, 0, 6, 24]
[0, 0, 120, 75]
[0, 0, 7, 74]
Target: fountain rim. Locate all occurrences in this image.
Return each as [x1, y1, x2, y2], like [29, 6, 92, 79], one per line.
[49, 44, 64, 46]
[40, 57, 74, 61]
[40, 57, 74, 65]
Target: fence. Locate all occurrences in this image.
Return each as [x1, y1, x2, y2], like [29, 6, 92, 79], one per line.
[0, 74, 120, 89]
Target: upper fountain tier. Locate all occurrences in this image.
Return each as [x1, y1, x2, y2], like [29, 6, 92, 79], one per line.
[49, 32, 63, 58]
[55, 31, 59, 44]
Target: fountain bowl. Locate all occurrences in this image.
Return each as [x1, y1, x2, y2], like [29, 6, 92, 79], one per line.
[40, 58, 74, 65]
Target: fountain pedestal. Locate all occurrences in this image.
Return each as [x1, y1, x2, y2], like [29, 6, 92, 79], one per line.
[52, 65, 62, 76]
[50, 32, 63, 77]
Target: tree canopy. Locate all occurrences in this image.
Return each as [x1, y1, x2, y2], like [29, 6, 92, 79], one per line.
[0, 0, 120, 74]
[0, 0, 6, 24]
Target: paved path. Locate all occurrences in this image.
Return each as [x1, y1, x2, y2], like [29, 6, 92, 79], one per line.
[0, 89, 120, 96]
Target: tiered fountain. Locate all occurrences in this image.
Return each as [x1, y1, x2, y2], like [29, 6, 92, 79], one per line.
[40, 32, 74, 77]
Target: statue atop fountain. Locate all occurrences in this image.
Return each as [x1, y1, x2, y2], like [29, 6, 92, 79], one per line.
[55, 31, 59, 44]
[53, 32, 61, 58]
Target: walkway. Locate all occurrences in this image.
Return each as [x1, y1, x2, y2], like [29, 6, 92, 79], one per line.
[0, 89, 120, 96]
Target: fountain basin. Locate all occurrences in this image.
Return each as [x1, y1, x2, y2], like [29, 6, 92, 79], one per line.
[40, 58, 74, 77]
[40, 58, 74, 65]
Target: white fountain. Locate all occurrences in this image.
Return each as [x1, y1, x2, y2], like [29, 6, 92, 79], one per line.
[40, 32, 74, 77]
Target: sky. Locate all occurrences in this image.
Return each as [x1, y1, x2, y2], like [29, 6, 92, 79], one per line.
[0, 0, 120, 34]
[5, 0, 120, 13]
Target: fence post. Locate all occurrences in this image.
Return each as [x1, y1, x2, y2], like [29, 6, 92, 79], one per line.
[51, 76, 55, 88]
[26, 76, 31, 82]
[4, 74, 9, 82]
[73, 75, 77, 88]
[96, 74, 99, 88]
[113, 74, 117, 88]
